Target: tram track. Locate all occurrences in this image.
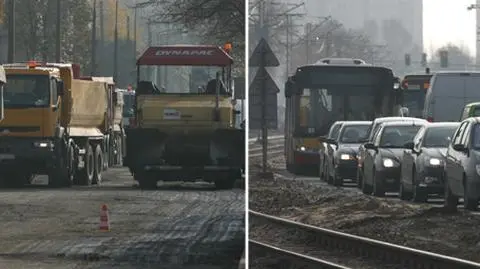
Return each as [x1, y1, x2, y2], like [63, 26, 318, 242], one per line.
[249, 210, 480, 269]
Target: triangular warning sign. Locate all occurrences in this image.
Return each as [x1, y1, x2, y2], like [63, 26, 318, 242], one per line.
[249, 67, 280, 96]
[249, 38, 280, 67]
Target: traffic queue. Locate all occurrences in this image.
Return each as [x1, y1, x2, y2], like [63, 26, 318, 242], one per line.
[318, 114, 480, 212]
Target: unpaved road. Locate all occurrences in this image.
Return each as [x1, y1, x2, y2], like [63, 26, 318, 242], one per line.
[0, 168, 245, 269]
[249, 153, 480, 263]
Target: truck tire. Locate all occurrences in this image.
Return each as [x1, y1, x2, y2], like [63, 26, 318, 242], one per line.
[214, 179, 235, 190]
[214, 171, 236, 190]
[116, 135, 123, 166]
[135, 171, 157, 190]
[77, 144, 94, 186]
[48, 141, 73, 188]
[1, 172, 31, 188]
[93, 144, 103, 185]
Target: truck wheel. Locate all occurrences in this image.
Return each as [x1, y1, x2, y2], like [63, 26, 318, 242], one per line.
[1, 172, 29, 188]
[214, 179, 235, 190]
[214, 172, 236, 190]
[93, 145, 103, 185]
[48, 140, 73, 188]
[116, 136, 123, 166]
[77, 144, 94, 186]
[135, 171, 157, 190]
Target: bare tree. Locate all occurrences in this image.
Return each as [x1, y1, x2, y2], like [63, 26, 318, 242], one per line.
[155, 0, 245, 75]
[432, 43, 474, 68]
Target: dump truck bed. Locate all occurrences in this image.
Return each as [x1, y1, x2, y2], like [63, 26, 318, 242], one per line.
[63, 79, 108, 135]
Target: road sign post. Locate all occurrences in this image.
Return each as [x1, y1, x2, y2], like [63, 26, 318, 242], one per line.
[249, 38, 280, 178]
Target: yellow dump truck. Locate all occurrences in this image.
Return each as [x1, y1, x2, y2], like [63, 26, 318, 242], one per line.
[0, 62, 125, 187]
[125, 44, 245, 189]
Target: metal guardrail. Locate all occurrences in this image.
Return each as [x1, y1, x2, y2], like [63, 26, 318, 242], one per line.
[250, 240, 350, 269]
[250, 210, 480, 269]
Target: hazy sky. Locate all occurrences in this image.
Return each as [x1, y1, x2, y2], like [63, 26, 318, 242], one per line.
[424, 0, 476, 57]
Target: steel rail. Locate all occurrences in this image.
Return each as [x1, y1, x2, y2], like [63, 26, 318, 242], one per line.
[249, 239, 351, 269]
[250, 210, 480, 269]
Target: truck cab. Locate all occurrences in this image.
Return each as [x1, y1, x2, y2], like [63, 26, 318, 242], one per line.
[0, 61, 65, 186]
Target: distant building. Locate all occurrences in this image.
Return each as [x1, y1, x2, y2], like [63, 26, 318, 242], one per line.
[305, 0, 423, 57]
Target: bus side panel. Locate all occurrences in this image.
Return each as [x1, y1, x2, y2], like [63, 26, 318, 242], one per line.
[285, 95, 294, 166]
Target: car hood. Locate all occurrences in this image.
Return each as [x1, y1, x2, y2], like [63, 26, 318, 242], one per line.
[337, 143, 362, 155]
[423, 147, 447, 158]
[378, 148, 405, 162]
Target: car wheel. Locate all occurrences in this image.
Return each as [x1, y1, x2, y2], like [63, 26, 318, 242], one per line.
[443, 173, 458, 212]
[463, 177, 478, 211]
[412, 172, 427, 203]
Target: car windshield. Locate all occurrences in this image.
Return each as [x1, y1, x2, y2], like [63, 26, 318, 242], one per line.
[472, 124, 480, 149]
[339, 125, 369, 143]
[423, 126, 457, 148]
[379, 125, 422, 148]
[328, 123, 343, 139]
[4, 74, 50, 108]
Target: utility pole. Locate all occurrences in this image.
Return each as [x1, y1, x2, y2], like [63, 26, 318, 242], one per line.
[55, 0, 61, 62]
[113, 0, 119, 82]
[285, 14, 291, 79]
[99, 0, 104, 74]
[126, 15, 130, 42]
[7, 0, 15, 63]
[91, 0, 97, 75]
[305, 23, 312, 64]
[133, 7, 137, 59]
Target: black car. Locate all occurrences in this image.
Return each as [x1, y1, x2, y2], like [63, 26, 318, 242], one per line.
[356, 117, 427, 189]
[445, 117, 480, 211]
[399, 122, 459, 202]
[318, 121, 344, 181]
[362, 121, 426, 196]
[321, 121, 371, 186]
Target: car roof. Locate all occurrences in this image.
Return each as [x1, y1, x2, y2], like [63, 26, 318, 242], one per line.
[463, 117, 480, 123]
[341, 121, 372, 126]
[332, 121, 346, 126]
[425, 122, 459, 128]
[380, 121, 427, 127]
[373, 117, 426, 123]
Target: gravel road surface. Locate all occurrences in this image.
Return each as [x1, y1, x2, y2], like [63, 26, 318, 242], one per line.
[249, 152, 480, 263]
[0, 168, 245, 269]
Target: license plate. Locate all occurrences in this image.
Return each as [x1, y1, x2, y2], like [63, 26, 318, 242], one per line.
[0, 154, 15, 160]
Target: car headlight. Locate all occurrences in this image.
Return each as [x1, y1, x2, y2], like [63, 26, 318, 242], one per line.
[383, 158, 394, 168]
[299, 146, 306, 151]
[428, 158, 441, 166]
[340, 154, 354, 160]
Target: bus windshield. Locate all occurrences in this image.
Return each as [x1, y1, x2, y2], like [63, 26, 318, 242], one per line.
[293, 66, 394, 136]
[402, 75, 431, 117]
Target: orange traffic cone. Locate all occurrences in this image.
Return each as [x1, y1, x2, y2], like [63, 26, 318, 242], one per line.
[99, 204, 110, 231]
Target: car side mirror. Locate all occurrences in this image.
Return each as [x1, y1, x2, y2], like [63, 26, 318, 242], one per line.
[329, 139, 338, 146]
[364, 142, 377, 150]
[317, 136, 328, 142]
[453, 144, 467, 152]
[404, 141, 414, 150]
